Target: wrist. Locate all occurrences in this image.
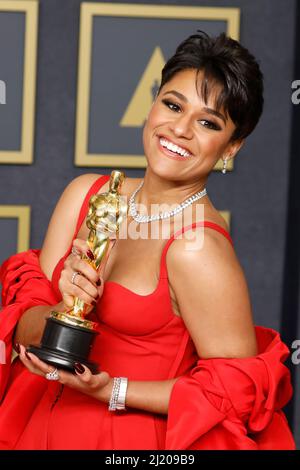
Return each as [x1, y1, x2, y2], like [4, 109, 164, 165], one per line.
[97, 377, 114, 403]
[108, 377, 128, 411]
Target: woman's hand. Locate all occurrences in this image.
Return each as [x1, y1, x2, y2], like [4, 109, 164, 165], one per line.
[59, 238, 105, 309]
[18, 345, 113, 403]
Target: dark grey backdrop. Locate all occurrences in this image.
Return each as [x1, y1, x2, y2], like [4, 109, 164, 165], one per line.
[0, 0, 299, 448]
[0, 12, 24, 150]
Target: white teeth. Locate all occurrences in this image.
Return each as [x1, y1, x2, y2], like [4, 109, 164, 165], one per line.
[159, 138, 190, 157]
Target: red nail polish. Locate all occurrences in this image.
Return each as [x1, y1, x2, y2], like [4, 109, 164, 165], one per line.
[86, 250, 95, 261]
[25, 351, 31, 361]
[14, 343, 20, 354]
[74, 363, 85, 374]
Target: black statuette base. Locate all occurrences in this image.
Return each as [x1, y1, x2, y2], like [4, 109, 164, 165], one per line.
[27, 316, 99, 374]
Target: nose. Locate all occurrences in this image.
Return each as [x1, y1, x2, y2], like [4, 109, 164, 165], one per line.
[170, 113, 193, 139]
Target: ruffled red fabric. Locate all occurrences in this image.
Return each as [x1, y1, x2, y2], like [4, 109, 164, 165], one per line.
[0, 250, 59, 404]
[0, 245, 296, 449]
[166, 326, 296, 449]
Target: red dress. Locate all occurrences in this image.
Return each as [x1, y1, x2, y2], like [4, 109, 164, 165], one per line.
[0, 175, 296, 450]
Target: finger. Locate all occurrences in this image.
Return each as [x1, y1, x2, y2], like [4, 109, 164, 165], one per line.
[70, 258, 99, 285]
[60, 264, 99, 303]
[55, 366, 109, 394]
[23, 351, 74, 386]
[64, 284, 96, 306]
[73, 239, 95, 261]
[70, 272, 99, 299]
[18, 345, 46, 377]
[59, 270, 98, 305]
[71, 246, 81, 258]
[96, 275, 105, 297]
[74, 363, 110, 389]
[23, 347, 55, 375]
[62, 294, 74, 309]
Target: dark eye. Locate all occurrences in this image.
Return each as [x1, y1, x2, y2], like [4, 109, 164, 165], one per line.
[198, 119, 221, 131]
[162, 99, 181, 112]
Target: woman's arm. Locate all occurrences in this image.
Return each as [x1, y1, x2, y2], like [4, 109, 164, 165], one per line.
[106, 229, 257, 412]
[14, 174, 102, 347]
[14, 304, 64, 348]
[19, 226, 257, 414]
[39, 174, 102, 280]
[19, 344, 178, 414]
[167, 228, 258, 359]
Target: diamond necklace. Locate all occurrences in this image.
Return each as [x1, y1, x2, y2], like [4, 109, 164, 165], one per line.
[128, 180, 207, 223]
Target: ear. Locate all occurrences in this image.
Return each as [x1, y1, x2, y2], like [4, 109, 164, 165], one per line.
[225, 139, 244, 162]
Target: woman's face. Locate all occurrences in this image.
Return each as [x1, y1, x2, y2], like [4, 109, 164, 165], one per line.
[143, 68, 242, 183]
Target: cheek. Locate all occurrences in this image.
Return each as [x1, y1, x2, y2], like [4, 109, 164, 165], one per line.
[143, 109, 161, 145]
[200, 133, 231, 156]
[145, 104, 165, 130]
[142, 121, 150, 151]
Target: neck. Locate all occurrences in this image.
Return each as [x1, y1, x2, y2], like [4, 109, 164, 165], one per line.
[136, 169, 207, 209]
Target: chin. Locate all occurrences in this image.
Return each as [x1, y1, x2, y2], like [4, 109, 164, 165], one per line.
[146, 155, 184, 182]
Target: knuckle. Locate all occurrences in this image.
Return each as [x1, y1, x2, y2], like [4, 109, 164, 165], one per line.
[100, 371, 110, 382]
[73, 286, 82, 298]
[61, 269, 69, 280]
[92, 287, 99, 298]
[64, 258, 71, 268]
[87, 284, 98, 299]
[74, 238, 85, 249]
[78, 259, 88, 272]
[64, 293, 73, 302]
[76, 274, 87, 289]
[81, 374, 92, 384]
[85, 293, 93, 303]
[91, 271, 98, 283]
[89, 381, 99, 391]
[73, 288, 91, 305]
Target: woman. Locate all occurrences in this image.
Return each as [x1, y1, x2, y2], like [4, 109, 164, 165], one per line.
[0, 32, 296, 449]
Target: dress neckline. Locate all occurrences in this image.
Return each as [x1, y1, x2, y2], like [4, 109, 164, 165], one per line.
[51, 175, 233, 298]
[99, 221, 233, 298]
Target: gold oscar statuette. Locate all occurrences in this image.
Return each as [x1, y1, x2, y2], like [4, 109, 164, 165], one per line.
[28, 170, 127, 373]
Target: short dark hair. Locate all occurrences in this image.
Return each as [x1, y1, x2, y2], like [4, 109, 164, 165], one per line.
[158, 31, 264, 141]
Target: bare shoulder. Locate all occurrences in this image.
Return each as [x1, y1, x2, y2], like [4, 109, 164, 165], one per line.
[67, 173, 140, 197]
[40, 173, 103, 279]
[167, 226, 257, 359]
[169, 197, 233, 265]
[44, 173, 105, 232]
[204, 202, 230, 234]
[168, 222, 237, 281]
[62, 173, 104, 198]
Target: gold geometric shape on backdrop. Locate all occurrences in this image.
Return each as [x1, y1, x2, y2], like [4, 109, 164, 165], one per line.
[120, 47, 165, 127]
[0, 1, 38, 164]
[75, 3, 240, 169]
[0, 205, 31, 252]
[220, 211, 231, 229]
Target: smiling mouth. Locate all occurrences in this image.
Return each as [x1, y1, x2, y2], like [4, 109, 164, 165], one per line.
[157, 136, 192, 159]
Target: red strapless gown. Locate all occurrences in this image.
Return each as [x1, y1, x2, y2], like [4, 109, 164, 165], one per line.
[0, 175, 296, 450]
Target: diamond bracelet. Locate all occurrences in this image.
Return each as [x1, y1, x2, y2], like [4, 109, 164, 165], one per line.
[108, 377, 128, 411]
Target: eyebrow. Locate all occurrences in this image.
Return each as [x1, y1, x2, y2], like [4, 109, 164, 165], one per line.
[162, 90, 227, 124]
